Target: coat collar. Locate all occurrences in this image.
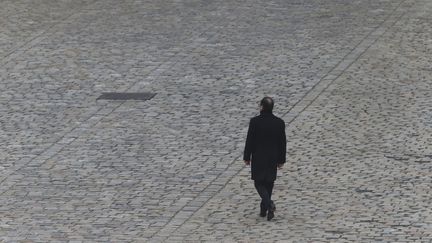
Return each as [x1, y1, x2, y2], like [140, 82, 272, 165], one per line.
[260, 110, 273, 116]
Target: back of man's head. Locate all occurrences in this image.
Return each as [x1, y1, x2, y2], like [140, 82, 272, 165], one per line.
[260, 97, 274, 112]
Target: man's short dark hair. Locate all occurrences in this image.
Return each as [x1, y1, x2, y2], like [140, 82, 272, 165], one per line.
[260, 97, 274, 112]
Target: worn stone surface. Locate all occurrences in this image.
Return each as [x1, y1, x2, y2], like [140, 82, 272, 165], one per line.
[1, 0, 432, 242]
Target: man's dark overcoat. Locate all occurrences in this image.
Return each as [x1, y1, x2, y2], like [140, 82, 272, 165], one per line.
[243, 111, 286, 181]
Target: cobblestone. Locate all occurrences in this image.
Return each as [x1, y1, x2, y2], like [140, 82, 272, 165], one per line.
[1, 0, 432, 242]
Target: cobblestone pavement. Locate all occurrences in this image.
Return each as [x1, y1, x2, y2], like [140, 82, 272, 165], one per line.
[1, 0, 432, 242]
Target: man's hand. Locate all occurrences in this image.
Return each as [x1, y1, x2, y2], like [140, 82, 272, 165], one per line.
[277, 163, 283, 169]
[244, 160, 251, 166]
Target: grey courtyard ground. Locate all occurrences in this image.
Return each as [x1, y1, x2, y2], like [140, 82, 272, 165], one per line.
[1, 0, 432, 242]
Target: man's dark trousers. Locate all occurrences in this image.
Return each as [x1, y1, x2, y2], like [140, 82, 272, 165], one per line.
[254, 180, 274, 211]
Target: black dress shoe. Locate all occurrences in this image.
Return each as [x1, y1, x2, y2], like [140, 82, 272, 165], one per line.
[267, 210, 274, 221]
[267, 201, 276, 221]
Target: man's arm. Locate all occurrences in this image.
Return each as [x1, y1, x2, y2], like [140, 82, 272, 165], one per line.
[278, 121, 286, 167]
[243, 119, 254, 164]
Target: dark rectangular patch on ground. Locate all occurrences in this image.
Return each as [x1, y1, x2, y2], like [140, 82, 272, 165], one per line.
[97, 92, 156, 101]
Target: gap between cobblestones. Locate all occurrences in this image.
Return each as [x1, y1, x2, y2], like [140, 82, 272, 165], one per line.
[149, 0, 412, 240]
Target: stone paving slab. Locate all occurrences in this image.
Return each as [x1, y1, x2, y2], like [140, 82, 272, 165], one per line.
[1, 0, 432, 242]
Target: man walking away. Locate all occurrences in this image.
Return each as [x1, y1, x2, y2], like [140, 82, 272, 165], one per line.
[243, 97, 286, 221]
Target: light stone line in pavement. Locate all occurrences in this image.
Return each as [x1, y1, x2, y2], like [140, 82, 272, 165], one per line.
[0, 103, 120, 195]
[0, 8, 221, 195]
[149, 0, 412, 240]
[281, 0, 410, 125]
[0, 0, 105, 191]
[165, 0, 432, 237]
[0, 0, 101, 70]
[0, 0, 216, 188]
[0, 58, 188, 194]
